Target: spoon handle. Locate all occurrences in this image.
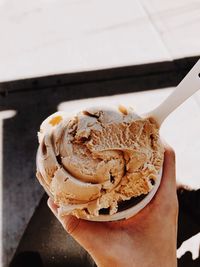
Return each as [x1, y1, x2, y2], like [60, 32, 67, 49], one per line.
[147, 59, 200, 126]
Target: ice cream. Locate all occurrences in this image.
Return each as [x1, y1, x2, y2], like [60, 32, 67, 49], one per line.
[36, 106, 164, 219]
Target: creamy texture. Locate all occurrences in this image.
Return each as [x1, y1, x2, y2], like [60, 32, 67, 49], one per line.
[36, 106, 164, 219]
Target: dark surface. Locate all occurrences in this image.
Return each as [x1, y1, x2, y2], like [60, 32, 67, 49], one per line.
[178, 252, 200, 267]
[177, 188, 200, 247]
[177, 189, 200, 267]
[9, 189, 200, 267]
[9, 194, 96, 267]
[1, 56, 200, 266]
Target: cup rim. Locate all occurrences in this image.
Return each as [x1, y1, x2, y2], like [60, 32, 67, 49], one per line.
[37, 140, 162, 222]
[84, 168, 162, 222]
[36, 107, 163, 222]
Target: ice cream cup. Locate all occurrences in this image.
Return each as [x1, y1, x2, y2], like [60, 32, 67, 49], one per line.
[37, 148, 162, 222]
[36, 107, 164, 222]
[85, 168, 162, 222]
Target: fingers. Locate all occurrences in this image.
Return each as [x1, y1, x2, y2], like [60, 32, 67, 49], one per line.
[47, 197, 108, 255]
[47, 198, 58, 217]
[47, 197, 109, 249]
[47, 198, 83, 236]
[60, 215, 81, 235]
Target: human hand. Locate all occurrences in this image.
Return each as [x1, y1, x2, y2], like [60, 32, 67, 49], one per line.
[48, 144, 178, 267]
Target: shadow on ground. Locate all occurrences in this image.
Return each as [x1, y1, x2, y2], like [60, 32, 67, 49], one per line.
[8, 188, 200, 267]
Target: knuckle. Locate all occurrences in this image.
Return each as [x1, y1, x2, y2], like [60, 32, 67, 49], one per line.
[165, 146, 176, 161]
[62, 216, 80, 235]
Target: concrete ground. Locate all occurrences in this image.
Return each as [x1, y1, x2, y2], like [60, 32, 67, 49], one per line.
[0, 0, 200, 82]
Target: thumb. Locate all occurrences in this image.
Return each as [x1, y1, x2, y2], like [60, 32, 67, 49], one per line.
[158, 143, 176, 196]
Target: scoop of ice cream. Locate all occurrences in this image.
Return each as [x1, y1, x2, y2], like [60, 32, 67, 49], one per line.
[36, 106, 164, 219]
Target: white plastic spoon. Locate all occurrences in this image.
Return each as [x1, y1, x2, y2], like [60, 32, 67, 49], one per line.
[145, 59, 200, 126]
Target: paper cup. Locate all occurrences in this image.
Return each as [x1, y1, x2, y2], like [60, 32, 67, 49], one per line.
[36, 107, 163, 222]
[85, 169, 162, 222]
[37, 144, 163, 222]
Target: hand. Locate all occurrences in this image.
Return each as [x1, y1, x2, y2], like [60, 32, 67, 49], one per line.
[48, 144, 178, 267]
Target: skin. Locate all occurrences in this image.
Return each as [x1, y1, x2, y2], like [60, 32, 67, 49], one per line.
[48, 144, 178, 267]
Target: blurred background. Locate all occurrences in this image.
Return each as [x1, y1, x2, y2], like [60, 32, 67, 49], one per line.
[0, 0, 200, 266]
